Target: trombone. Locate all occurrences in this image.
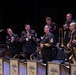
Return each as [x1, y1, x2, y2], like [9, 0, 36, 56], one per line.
[58, 28, 64, 47]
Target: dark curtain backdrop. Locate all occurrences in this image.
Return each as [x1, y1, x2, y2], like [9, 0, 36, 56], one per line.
[1, 0, 76, 43]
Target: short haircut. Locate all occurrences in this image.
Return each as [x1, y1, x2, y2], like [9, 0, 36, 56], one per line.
[67, 13, 72, 16]
[70, 22, 76, 27]
[46, 17, 52, 21]
[6, 28, 11, 31]
[44, 24, 51, 29]
[24, 23, 30, 27]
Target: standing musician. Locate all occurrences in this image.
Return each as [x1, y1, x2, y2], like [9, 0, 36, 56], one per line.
[21, 24, 37, 61]
[63, 13, 75, 46]
[66, 22, 76, 63]
[6, 28, 19, 58]
[40, 25, 54, 63]
[45, 17, 57, 45]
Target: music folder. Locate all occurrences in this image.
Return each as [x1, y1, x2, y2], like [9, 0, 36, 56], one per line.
[10, 59, 19, 75]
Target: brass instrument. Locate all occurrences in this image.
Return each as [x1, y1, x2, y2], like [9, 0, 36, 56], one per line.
[69, 47, 76, 64]
[13, 54, 18, 59]
[66, 33, 72, 54]
[30, 36, 53, 60]
[30, 52, 36, 60]
[66, 47, 72, 54]
[30, 38, 41, 60]
[30, 45, 42, 60]
[30, 43, 52, 60]
[59, 28, 64, 47]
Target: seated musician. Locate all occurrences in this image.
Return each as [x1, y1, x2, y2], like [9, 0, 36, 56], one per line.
[6, 28, 19, 58]
[40, 25, 54, 63]
[67, 22, 76, 63]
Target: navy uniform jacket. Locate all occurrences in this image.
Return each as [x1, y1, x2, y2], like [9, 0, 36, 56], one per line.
[21, 29, 37, 54]
[68, 30, 76, 61]
[69, 30, 76, 47]
[64, 20, 75, 46]
[65, 20, 75, 30]
[41, 32, 54, 55]
[49, 22, 57, 35]
[49, 22, 58, 45]
[6, 33, 19, 54]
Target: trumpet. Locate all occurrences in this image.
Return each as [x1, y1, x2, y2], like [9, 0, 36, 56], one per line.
[59, 28, 64, 47]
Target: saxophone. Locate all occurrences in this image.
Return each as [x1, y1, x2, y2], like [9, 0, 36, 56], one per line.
[66, 33, 72, 54]
[69, 47, 76, 64]
[68, 33, 76, 64]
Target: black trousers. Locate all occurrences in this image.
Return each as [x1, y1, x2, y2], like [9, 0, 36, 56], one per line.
[23, 52, 30, 61]
[8, 48, 18, 58]
[42, 55, 52, 64]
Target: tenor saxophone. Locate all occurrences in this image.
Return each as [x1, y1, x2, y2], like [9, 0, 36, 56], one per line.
[69, 47, 76, 64]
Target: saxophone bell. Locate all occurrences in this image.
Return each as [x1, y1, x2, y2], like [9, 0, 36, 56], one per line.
[69, 47, 76, 64]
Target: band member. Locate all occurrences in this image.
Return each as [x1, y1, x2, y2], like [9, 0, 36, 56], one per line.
[63, 13, 75, 46]
[40, 25, 54, 63]
[6, 28, 19, 58]
[21, 24, 37, 61]
[66, 22, 76, 62]
[45, 17, 58, 45]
